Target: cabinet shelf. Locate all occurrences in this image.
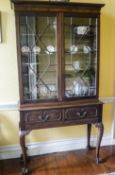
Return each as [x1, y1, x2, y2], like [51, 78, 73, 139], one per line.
[65, 50, 96, 55]
[65, 32, 96, 38]
[21, 52, 56, 56]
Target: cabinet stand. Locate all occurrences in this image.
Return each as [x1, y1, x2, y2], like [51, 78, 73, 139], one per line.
[20, 122, 104, 175]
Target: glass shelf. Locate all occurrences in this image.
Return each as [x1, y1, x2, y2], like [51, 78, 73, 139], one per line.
[21, 52, 56, 56]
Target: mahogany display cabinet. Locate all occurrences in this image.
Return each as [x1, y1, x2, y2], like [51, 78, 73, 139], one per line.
[11, 1, 105, 174]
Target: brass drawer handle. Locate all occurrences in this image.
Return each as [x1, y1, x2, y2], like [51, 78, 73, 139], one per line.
[77, 111, 87, 118]
[39, 115, 49, 122]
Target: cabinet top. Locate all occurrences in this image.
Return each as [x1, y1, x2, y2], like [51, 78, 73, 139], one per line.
[11, 0, 105, 14]
[11, 0, 105, 7]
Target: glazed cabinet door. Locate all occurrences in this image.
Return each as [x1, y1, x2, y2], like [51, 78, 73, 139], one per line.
[64, 16, 99, 99]
[18, 14, 58, 102]
[17, 12, 100, 103]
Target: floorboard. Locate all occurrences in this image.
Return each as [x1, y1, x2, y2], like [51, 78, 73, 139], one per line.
[1, 146, 115, 175]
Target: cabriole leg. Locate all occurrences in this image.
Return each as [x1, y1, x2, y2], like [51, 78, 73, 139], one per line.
[20, 130, 30, 175]
[87, 124, 92, 150]
[95, 123, 104, 164]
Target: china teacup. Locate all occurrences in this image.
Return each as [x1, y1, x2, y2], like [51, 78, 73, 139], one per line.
[77, 26, 89, 35]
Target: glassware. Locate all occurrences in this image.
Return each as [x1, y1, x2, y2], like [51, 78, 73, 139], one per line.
[20, 15, 58, 101]
[64, 17, 97, 98]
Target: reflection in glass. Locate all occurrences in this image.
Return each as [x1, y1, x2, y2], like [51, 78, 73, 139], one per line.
[64, 17, 97, 98]
[19, 15, 57, 101]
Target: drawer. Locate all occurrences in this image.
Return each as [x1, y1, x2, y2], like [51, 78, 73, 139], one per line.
[24, 109, 63, 124]
[64, 106, 100, 121]
[20, 104, 102, 130]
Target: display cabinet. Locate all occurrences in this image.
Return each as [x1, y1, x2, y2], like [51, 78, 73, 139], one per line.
[11, 1, 104, 174]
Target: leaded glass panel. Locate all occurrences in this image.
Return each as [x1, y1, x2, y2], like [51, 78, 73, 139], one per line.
[19, 15, 57, 101]
[64, 17, 97, 98]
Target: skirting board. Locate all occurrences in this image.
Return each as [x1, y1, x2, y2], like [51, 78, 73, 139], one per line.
[0, 135, 115, 160]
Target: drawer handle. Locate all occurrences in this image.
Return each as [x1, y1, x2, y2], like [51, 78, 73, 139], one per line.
[39, 115, 49, 122]
[77, 111, 87, 118]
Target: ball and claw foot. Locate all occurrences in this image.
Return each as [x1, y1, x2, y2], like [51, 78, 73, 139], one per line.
[96, 158, 103, 164]
[22, 168, 29, 175]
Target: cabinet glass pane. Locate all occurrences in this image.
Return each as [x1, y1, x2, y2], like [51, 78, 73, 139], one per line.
[64, 17, 97, 98]
[19, 15, 57, 102]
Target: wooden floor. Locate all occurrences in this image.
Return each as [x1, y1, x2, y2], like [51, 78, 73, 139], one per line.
[1, 146, 115, 175]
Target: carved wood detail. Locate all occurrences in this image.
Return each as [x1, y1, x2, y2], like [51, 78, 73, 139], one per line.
[22, 105, 101, 129]
[64, 107, 98, 121]
[24, 109, 63, 124]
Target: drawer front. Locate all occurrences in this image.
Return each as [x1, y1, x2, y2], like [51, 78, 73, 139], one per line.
[24, 109, 63, 124]
[64, 106, 100, 121]
[21, 104, 102, 130]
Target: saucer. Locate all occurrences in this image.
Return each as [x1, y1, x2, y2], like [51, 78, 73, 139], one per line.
[32, 46, 41, 54]
[83, 46, 91, 53]
[21, 46, 30, 53]
[46, 45, 56, 54]
[69, 45, 78, 54]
